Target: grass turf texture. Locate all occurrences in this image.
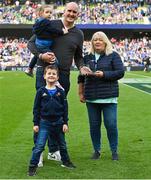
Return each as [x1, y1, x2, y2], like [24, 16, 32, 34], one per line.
[0, 71, 151, 179]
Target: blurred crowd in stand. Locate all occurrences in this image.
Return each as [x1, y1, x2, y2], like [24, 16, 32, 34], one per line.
[0, 37, 32, 70]
[0, 0, 151, 24]
[0, 36, 150, 70]
[83, 36, 151, 68]
[0, 1, 150, 70]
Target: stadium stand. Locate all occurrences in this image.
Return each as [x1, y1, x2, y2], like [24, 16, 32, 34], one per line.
[0, 0, 150, 71]
[0, 1, 151, 24]
[0, 37, 150, 71]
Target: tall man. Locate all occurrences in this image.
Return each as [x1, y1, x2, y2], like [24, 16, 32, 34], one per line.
[27, 2, 89, 163]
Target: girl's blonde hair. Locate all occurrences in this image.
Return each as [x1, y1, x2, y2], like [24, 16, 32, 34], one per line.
[90, 31, 113, 56]
[36, 5, 53, 17]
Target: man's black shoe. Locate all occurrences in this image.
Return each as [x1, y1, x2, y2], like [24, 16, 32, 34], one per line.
[61, 161, 76, 169]
[112, 152, 119, 161]
[27, 165, 37, 176]
[91, 151, 100, 160]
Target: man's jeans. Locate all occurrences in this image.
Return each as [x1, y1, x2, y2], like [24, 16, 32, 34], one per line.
[30, 120, 70, 165]
[86, 102, 118, 153]
[35, 67, 45, 90]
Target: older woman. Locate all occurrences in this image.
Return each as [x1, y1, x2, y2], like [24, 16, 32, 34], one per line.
[78, 31, 125, 160]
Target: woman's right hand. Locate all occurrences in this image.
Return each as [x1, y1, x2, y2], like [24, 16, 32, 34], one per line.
[79, 93, 86, 103]
[78, 83, 86, 103]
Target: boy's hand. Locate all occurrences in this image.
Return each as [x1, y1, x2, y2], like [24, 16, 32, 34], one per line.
[63, 124, 68, 133]
[33, 126, 39, 133]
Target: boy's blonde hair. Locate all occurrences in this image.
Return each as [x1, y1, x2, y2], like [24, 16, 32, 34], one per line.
[90, 31, 113, 56]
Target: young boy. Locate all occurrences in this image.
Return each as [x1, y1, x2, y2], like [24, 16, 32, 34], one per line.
[25, 5, 68, 77]
[27, 65, 75, 176]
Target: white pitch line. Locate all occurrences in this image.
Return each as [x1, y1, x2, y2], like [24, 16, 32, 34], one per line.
[120, 78, 151, 83]
[120, 73, 151, 95]
[122, 83, 151, 96]
[127, 72, 151, 78]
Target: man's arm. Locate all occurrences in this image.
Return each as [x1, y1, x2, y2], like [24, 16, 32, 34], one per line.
[27, 35, 56, 64]
[74, 31, 84, 69]
[27, 35, 40, 57]
[74, 31, 92, 75]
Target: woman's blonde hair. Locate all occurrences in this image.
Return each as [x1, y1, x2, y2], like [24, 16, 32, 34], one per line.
[90, 31, 113, 56]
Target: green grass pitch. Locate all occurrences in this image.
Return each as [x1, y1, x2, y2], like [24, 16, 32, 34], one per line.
[0, 71, 151, 179]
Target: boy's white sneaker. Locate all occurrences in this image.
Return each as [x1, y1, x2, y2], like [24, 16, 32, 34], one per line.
[38, 161, 43, 167]
[48, 151, 61, 161]
[38, 152, 43, 167]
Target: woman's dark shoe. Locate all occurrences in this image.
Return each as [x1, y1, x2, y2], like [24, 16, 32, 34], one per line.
[91, 151, 100, 160]
[112, 152, 119, 161]
[27, 165, 37, 176]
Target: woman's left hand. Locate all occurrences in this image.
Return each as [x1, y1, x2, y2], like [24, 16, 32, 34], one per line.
[94, 71, 104, 78]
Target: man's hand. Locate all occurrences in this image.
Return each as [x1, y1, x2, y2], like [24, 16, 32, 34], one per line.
[63, 124, 68, 133]
[80, 66, 93, 75]
[33, 125, 39, 133]
[41, 52, 56, 64]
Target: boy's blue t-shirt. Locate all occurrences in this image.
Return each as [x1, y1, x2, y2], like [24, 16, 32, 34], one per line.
[47, 88, 57, 96]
